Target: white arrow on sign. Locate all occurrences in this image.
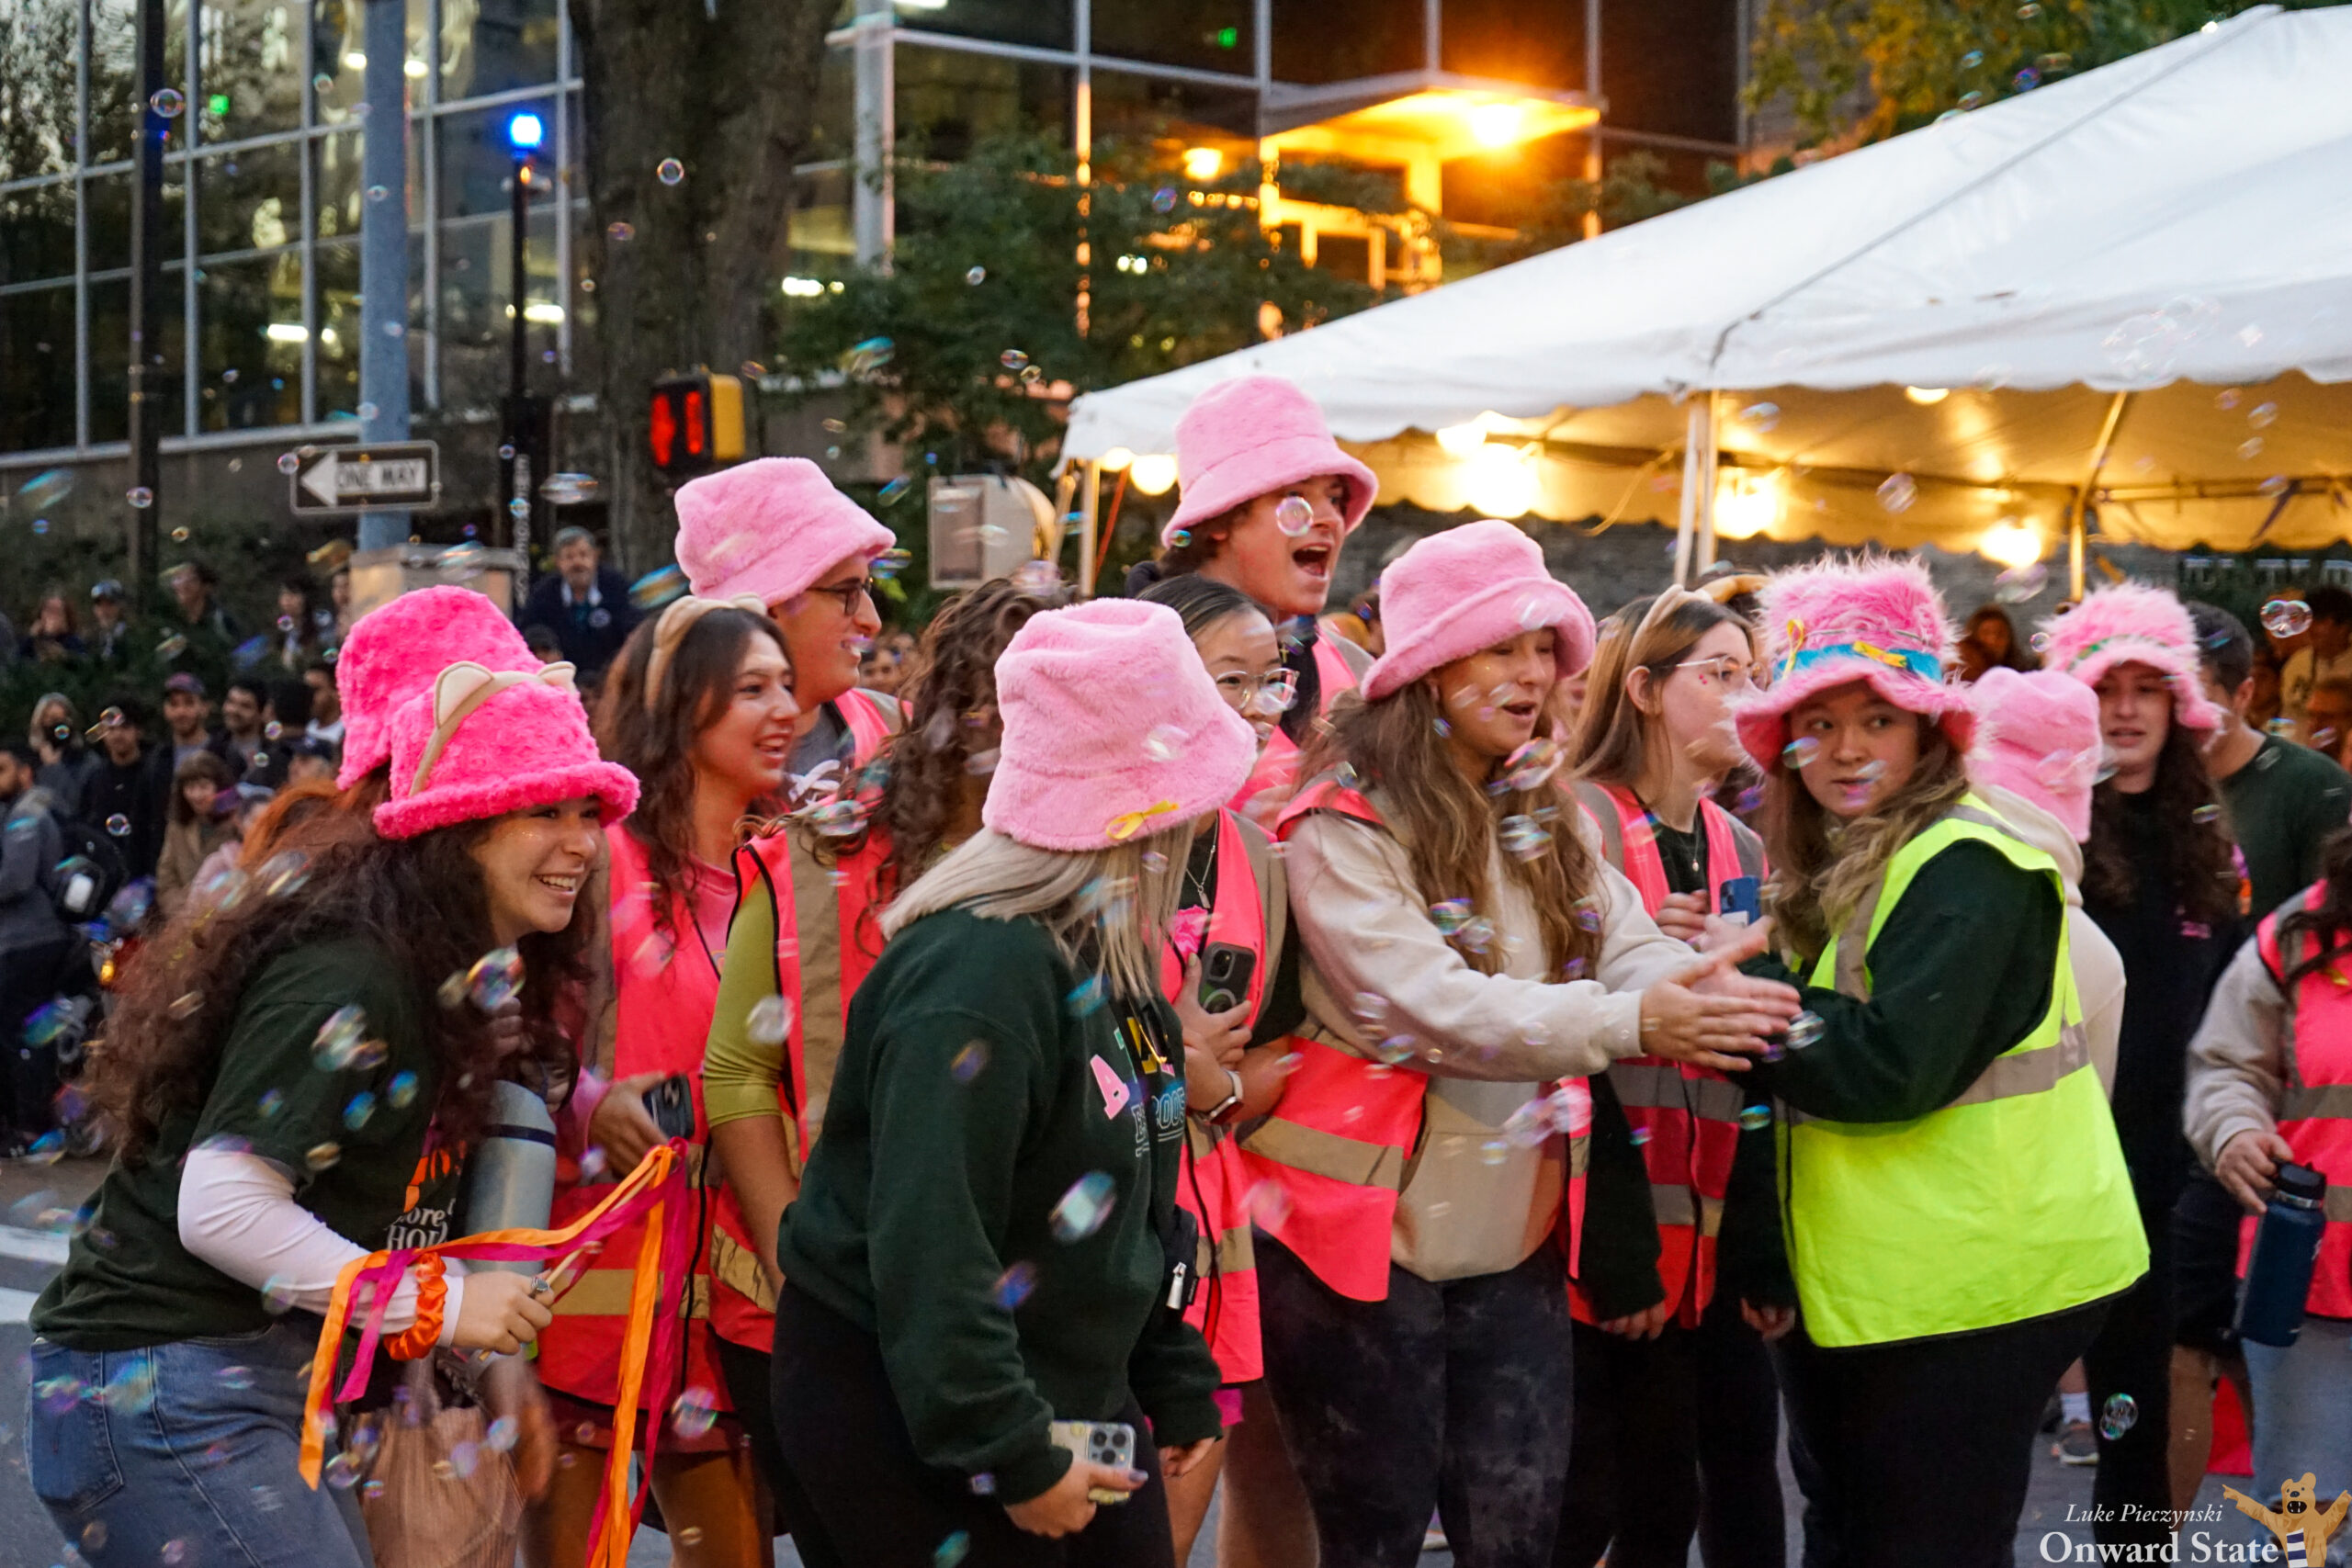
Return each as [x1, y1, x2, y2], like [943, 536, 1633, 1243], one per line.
[300, 450, 342, 507]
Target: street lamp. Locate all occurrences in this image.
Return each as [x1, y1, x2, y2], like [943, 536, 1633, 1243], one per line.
[501, 110, 546, 562]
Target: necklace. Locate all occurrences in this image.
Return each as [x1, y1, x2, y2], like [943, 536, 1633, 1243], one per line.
[1634, 795, 1704, 891]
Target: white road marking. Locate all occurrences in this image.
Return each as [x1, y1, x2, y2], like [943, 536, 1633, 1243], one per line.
[0, 1289, 40, 1325]
[0, 1227, 70, 1267]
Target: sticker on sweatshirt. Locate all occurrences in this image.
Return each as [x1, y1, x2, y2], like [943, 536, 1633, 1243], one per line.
[1091, 1055, 1133, 1119]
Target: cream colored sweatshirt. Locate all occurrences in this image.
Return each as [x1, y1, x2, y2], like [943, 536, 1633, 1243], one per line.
[2182, 936, 2290, 1172]
[1283, 806, 1702, 1284]
[1975, 784, 2127, 1099]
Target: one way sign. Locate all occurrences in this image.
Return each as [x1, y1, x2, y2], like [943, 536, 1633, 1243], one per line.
[288, 442, 440, 515]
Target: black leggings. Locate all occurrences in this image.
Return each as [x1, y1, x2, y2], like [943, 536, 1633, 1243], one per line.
[1555, 1286, 1785, 1568]
[2082, 1198, 2172, 1551]
[1256, 1235, 1574, 1568]
[1779, 1297, 2110, 1568]
[713, 1334, 787, 1517]
[767, 1283, 1176, 1568]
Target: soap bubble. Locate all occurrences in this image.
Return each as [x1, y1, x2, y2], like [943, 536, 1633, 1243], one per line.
[1273, 495, 1315, 536]
[745, 997, 791, 1045]
[1478, 1138, 1510, 1166]
[2017, 1, 2041, 16]
[366, 183, 389, 203]
[2238, 437, 2265, 461]
[127, 486, 153, 509]
[1571, 897, 1604, 933]
[847, 336, 895, 374]
[2261, 599, 2313, 638]
[541, 472, 598, 505]
[1049, 1171, 1117, 1242]
[999, 349, 1029, 371]
[1500, 814, 1553, 860]
[989, 1262, 1036, 1310]
[606, 220, 634, 243]
[1875, 473, 1917, 513]
[17, 468, 74, 508]
[2216, 387, 2243, 410]
[2191, 803, 2222, 824]
[1781, 737, 1820, 771]
[671, 1386, 719, 1439]
[965, 265, 986, 285]
[161, 1540, 188, 1565]
[82, 1521, 107, 1552]
[1244, 1178, 1294, 1228]
[485, 1415, 519, 1453]
[935, 1529, 973, 1566]
[1960, 48, 1984, 68]
[305, 1141, 343, 1171]
[1430, 898, 1472, 936]
[1738, 401, 1780, 432]
[1143, 723, 1184, 761]
[343, 1091, 377, 1130]
[2099, 1392, 2137, 1439]
[311, 1004, 369, 1069]
[258, 1088, 284, 1118]
[1499, 738, 1564, 792]
[950, 1042, 989, 1083]
[254, 850, 311, 897]
[2011, 65, 2040, 90]
[1994, 564, 2048, 604]
[467, 947, 524, 1010]
[656, 158, 684, 185]
[34, 1375, 84, 1415]
[629, 565, 689, 610]
[168, 988, 202, 1018]
[151, 87, 186, 117]
[1151, 186, 1178, 213]
[1065, 976, 1107, 1017]
[1785, 1011, 1825, 1049]
[1738, 1104, 1772, 1132]
[879, 476, 914, 504]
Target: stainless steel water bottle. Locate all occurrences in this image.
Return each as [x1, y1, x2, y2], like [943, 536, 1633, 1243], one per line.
[455, 1078, 558, 1277]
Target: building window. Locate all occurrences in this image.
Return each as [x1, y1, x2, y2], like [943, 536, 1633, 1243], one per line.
[889, 0, 1072, 54]
[1090, 0, 1251, 75]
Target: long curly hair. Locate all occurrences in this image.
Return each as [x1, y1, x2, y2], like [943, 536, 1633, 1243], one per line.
[92, 807, 592, 1164]
[865, 579, 1065, 900]
[1759, 713, 1972, 964]
[2082, 720, 2239, 926]
[1297, 682, 1603, 980]
[593, 606, 789, 943]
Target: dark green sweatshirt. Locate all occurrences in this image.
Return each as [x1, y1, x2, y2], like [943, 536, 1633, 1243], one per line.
[777, 907, 1223, 1505]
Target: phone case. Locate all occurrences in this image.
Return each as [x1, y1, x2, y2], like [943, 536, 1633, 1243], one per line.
[1047, 1419, 1138, 1504]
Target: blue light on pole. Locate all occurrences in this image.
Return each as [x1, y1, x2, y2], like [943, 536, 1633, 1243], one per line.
[506, 111, 545, 152]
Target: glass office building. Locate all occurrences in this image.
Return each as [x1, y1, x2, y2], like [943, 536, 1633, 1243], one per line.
[0, 0, 577, 472]
[0, 0, 1745, 497]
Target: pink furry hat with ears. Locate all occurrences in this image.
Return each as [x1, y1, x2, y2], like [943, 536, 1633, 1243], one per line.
[1968, 667, 2103, 841]
[1733, 553, 1975, 768]
[375, 661, 639, 840]
[335, 587, 543, 790]
[2035, 582, 2222, 731]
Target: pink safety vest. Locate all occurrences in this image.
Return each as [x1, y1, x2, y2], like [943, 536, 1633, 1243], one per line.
[2249, 887, 2352, 1318]
[537, 824, 800, 1410]
[1231, 637, 1361, 828]
[1568, 781, 1766, 1326]
[1240, 776, 1593, 1302]
[836, 687, 901, 768]
[1157, 811, 1271, 1382]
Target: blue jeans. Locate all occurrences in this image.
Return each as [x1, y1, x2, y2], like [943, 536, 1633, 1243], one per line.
[25, 1319, 373, 1568]
[2245, 1314, 2352, 1551]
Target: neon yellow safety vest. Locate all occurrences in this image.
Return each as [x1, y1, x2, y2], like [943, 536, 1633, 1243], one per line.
[1780, 797, 2146, 1348]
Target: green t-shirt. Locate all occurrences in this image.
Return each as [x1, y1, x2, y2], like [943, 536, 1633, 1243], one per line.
[2218, 736, 2352, 921]
[776, 908, 1222, 1506]
[34, 937, 456, 1350]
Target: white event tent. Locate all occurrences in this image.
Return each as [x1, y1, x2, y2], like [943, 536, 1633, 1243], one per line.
[1061, 4, 2352, 595]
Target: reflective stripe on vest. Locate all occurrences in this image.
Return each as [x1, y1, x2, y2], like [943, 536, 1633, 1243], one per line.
[1570, 780, 1764, 1323]
[2250, 887, 2352, 1317]
[1163, 811, 1273, 1382]
[1781, 795, 2146, 1347]
[537, 825, 800, 1407]
[1232, 636, 1362, 825]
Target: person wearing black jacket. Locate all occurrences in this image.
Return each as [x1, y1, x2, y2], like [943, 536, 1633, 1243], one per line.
[0, 740, 79, 1152]
[2043, 586, 2246, 1552]
[515, 527, 640, 680]
[79, 700, 162, 881]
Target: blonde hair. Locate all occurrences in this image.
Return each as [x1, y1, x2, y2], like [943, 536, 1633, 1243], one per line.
[1759, 705, 1969, 963]
[1569, 590, 1749, 789]
[882, 820, 1198, 999]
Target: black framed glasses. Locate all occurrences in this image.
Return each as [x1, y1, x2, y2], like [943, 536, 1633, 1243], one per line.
[809, 579, 876, 615]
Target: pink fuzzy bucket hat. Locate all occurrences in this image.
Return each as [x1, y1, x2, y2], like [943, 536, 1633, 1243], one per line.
[336, 587, 543, 790]
[1968, 667, 2103, 841]
[1734, 554, 1975, 769]
[2035, 582, 2222, 732]
[1363, 520, 1596, 702]
[1162, 376, 1379, 546]
[674, 457, 895, 611]
[983, 600, 1258, 852]
[374, 660, 639, 840]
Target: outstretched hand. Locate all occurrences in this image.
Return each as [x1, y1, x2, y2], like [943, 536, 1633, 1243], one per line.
[1638, 921, 1800, 1073]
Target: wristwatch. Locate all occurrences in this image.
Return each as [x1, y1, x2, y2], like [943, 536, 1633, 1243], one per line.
[1202, 1067, 1246, 1124]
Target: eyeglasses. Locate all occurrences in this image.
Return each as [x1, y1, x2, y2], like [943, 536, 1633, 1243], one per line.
[1215, 669, 1300, 718]
[808, 579, 876, 616]
[1673, 655, 1757, 690]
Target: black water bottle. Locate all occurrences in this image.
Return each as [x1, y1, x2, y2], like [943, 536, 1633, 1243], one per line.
[2233, 1162, 2327, 1348]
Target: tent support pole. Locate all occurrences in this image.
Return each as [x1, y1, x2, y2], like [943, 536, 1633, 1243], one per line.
[1697, 391, 1722, 573]
[2069, 390, 2132, 600]
[1079, 460, 1102, 598]
[1673, 397, 1709, 587]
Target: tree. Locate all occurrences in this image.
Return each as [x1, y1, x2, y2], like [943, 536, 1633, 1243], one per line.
[564, 0, 836, 571]
[1747, 0, 2330, 147]
[771, 134, 1379, 509]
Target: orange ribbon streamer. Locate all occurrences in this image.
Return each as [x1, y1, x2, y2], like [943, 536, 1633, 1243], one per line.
[300, 1141, 685, 1568]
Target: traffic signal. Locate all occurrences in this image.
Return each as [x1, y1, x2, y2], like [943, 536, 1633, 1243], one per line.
[648, 370, 746, 477]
